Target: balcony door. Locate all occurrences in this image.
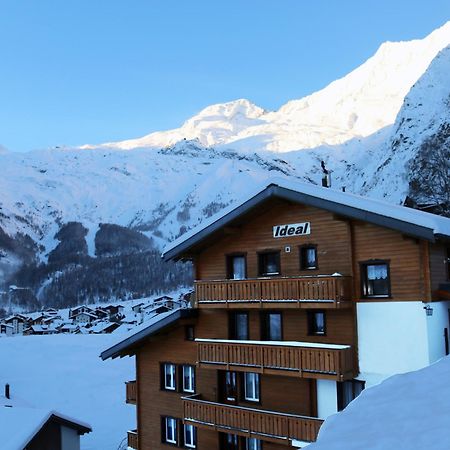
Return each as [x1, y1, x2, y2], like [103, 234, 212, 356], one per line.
[227, 254, 247, 280]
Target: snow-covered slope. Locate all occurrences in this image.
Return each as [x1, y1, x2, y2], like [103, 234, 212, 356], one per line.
[1, 23, 449, 304]
[84, 22, 450, 152]
[309, 356, 450, 450]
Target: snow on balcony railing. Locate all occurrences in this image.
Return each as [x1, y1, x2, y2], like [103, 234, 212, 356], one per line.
[196, 339, 354, 380]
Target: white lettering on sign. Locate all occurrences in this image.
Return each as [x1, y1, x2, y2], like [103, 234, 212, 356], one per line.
[273, 222, 311, 238]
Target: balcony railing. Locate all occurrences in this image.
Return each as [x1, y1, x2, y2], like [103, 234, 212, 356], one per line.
[127, 429, 138, 449]
[197, 339, 355, 381]
[183, 395, 322, 445]
[126, 380, 137, 404]
[194, 276, 352, 309]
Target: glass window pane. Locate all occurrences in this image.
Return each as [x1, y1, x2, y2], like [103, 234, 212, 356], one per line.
[166, 417, 177, 443]
[232, 256, 246, 280]
[165, 364, 176, 390]
[315, 312, 325, 334]
[183, 365, 194, 393]
[235, 313, 248, 340]
[269, 313, 282, 340]
[245, 373, 259, 401]
[365, 264, 389, 296]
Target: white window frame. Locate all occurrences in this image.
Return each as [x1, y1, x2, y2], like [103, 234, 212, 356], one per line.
[184, 423, 197, 448]
[244, 372, 260, 402]
[182, 365, 195, 393]
[164, 363, 176, 391]
[165, 417, 177, 444]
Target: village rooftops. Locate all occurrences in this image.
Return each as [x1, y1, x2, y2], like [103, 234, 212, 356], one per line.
[162, 178, 450, 261]
[100, 308, 197, 360]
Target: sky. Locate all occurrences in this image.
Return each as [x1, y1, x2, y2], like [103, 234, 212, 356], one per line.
[1, 1, 449, 152]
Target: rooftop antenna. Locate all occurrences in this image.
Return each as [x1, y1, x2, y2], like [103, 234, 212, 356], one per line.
[321, 161, 332, 188]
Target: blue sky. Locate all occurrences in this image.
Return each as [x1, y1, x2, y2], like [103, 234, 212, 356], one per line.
[1, 1, 449, 152]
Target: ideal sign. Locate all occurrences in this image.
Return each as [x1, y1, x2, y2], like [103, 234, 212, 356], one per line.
[273, 222, 310, 238]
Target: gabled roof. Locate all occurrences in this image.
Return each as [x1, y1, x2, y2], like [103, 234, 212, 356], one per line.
[0, 407, 91, 450]
[100, 308, 197, 360]
[163, 178, 450, 261]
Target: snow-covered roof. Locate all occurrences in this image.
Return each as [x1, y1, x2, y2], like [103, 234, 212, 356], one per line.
[163, 177, 450, 260]
[0, 407, 91, 450]
[101, 308, 197, 360]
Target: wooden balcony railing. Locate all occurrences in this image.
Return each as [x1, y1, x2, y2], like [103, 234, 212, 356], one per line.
[183, 395, 322, 445]
[197, 339, 355, 381]
[127, 429, 138, 449]
[126, 380, 137, 404]
[194, 276, 352, 309]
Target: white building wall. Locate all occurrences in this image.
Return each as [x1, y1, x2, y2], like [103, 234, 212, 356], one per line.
[61, 425, 80, 450]
[356, 301, 430, 386]
[316, 379, 338, 419]
[425, 300, 450, 364]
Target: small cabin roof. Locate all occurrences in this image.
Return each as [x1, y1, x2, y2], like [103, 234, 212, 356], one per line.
[162, 177, 450, 261]
[0, 407, 91, 450]
[100, 308, 197, 360]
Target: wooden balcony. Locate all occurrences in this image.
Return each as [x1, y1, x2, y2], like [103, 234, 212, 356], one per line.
[194, 276, 352, 309]
[126, 380, 137, 404]
[197, 339, 355, 381]
[183, 395, 322, 445]
[127, 429, 138, 449]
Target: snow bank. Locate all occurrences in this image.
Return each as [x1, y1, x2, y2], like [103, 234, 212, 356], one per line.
[310, 356, 450, 450]
[0, 334, 134, 450]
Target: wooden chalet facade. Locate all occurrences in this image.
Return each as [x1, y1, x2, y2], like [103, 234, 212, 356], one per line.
[102, 179, 450, 450]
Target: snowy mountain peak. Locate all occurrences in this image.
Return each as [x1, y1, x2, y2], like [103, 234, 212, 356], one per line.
[83, 22, 450, 153]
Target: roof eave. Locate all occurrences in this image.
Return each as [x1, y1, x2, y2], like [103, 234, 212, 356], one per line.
[162, 184, 438, 261]
[100, 308, 198, 360]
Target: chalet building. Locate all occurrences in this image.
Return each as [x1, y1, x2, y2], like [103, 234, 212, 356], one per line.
[102, 179, 450, 450]
[4, 314, 29, 334]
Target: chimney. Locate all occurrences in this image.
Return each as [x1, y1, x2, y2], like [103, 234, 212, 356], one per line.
[321, 161, 331, 188]
[5, 383, 10, 399]
[342, 186, 346, 192]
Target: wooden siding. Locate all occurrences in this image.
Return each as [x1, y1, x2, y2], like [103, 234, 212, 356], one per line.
[195, 276, 352, 309]
[429, 242, 450, 294]
[197, 340, 355, 381]
[196, 201, 353, 280]
[183, 396, 323, 445]
[136, 312, 320, 450]
[195, 200, 430, 302]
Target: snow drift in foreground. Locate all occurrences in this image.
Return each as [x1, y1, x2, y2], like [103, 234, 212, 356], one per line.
[0, 335, 134, 450]
[310, 356, 450, 450]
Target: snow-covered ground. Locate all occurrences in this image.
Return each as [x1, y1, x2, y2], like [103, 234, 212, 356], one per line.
[0, 334, 135, 449]
[310, 356, 450, 450]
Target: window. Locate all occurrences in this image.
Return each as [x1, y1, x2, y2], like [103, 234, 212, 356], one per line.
[229, 312, 249, 340]
[225, 371, 237, 402]
[220, 433, 239, 450]
[337, 380, 365, 411]
[227, 254, 247, 280]
[361, 261, 390, 297]
[258, 251, 280, 276]
[162, 363, 176, 391]
[300, 245, 318, 270]
[246, 438, 262, 450]
[185, 325, 195, 341]
[162, 416, 178, 445]
[261, 312, 282, 341]
[307, 311, 326, 335]
[183, 424, 197, 448]
[244, 373, 260, 402]
[182, 365, 195, 393]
